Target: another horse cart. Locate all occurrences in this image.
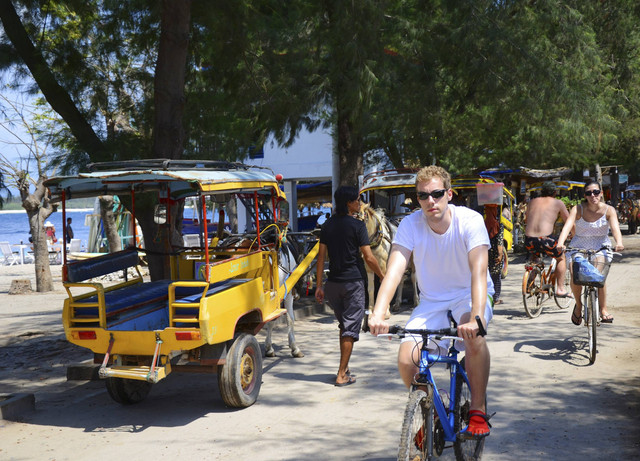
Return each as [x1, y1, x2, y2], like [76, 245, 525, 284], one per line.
[45, 160, 318, 408]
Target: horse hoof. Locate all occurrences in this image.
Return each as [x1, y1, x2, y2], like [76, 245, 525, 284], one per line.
[265, 349, 276, 358]
[291, 349, 305, 358]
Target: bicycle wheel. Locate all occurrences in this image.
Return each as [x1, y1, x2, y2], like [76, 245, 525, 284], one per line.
[500, 247, 509, 279]
[522, 269, 543, 318]
[454, 358, 485, 461]
[398, 388, 431, 461]
[586, 290, 598, 364]
[554, 268, 572, 309]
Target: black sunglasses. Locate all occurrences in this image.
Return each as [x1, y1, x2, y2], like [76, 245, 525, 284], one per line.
[584, 189, 601, 197]
[417, 189, 447, 201]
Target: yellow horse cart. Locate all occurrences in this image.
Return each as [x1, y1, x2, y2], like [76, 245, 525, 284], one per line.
[45, 160, 318, 408]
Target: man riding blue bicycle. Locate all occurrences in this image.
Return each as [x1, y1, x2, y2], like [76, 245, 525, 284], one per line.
[369, 165, 494, 438]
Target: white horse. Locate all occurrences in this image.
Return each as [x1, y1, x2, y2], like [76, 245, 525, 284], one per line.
[358, 204, 418, 319]
[265, 240, 304, 358]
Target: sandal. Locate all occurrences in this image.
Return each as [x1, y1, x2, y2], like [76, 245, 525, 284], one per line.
[600, 314, 614, 323]
[459, 410, 491, 439]
[571, 304, 582, 326]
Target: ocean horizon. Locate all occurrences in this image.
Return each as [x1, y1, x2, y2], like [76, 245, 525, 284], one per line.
[0, 209, 94, 247]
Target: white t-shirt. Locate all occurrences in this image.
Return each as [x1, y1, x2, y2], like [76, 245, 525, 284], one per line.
[394, 204, 494, 303]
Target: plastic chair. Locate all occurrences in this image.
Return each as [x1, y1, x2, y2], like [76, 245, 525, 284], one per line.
[0, 242, 20, 266]
[69, 238, 82, 253]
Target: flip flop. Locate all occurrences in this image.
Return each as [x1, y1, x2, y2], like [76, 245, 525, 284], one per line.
[335, 376, 356, 387]
[571, 305, 582, 326]
[555, 292, 574, 298]
[600, 314, 614, 323]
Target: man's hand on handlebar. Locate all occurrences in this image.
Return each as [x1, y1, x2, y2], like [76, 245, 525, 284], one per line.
[368, 314, 389, 336]
[457, 316, 487, 341]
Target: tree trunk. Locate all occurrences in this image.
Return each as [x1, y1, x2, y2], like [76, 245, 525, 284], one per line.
[18, 175, 54, 292]
[336, 115, 364, 186]
[151, 0, 191, 160]
[98, 196, 122, 252]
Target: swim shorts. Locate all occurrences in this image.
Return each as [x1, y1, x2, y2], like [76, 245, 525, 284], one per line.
[524, 235, 563, 258]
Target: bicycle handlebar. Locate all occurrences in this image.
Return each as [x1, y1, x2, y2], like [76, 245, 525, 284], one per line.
[388, 315, 487, 339]
[565, 246, 621, 256]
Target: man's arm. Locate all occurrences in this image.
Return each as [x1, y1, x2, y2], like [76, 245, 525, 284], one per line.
[361, 245, 385, 280]
[368, 244, 411, 335]
[457, 245, 489, 337]
[314, 243, 328, 303]
[557, 198, 570, 223]
[557, 205, 578, 249]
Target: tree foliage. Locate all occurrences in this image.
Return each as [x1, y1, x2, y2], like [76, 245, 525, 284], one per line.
[2, 0, 640, 186]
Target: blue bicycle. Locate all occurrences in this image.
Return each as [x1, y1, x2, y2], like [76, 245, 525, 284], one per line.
[385, 316, 488, 461]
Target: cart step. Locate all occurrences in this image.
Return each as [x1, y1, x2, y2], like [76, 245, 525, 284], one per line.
[99, 364, 171, 383]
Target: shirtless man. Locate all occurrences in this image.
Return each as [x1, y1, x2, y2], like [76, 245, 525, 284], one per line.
[524, 181, 570, 296]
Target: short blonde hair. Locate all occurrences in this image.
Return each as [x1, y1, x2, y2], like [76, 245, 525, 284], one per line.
[415, 165, 451, 190]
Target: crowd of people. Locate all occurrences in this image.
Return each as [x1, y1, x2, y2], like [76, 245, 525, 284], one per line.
[313, 169, 625, 442]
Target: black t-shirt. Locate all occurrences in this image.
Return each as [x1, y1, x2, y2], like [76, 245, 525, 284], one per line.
[319, 214, 370, 282]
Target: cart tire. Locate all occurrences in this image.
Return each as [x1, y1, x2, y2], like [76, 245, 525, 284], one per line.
[218, 333, 263, 408]
[105, 377, 152, 405]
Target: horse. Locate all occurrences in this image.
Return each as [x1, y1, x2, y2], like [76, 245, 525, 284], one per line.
[218, 233, 304, 358]
[358, 203, 418, 319]
[264, 239, 304, 358]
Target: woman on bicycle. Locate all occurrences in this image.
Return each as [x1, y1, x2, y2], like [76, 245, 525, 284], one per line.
[557, 180, 624, 324]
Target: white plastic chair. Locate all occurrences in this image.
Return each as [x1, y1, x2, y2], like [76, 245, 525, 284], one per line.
[0, 242, 20, 266]
[69, 238, 82, 253]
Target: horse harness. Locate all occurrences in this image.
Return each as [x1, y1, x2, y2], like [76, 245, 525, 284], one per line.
[367, 209, 392, 250]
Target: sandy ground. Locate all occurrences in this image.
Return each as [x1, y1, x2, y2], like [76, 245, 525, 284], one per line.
[0, 236, 639, 460]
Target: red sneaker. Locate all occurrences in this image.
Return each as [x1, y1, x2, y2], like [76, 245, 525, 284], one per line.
[460, 410, 491, 439]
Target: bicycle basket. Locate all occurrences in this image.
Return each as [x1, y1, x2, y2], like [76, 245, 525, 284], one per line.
[572, 252, 611, 288]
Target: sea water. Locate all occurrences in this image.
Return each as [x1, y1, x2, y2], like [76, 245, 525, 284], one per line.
[0, 209, 93, 247]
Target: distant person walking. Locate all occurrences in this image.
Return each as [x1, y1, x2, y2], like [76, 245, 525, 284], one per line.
[66, 217, 74, 244]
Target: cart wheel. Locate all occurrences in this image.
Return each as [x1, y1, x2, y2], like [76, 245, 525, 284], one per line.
[218, 333, 263, 408]
[105, 377, 152, 405]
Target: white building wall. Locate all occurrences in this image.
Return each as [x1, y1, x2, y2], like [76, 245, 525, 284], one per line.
[242, 128, 334, 231]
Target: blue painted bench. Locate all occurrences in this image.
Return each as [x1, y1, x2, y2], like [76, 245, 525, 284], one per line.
[65, 249, 202, 329]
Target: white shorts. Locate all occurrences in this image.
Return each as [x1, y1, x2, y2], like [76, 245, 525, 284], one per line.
[402, 296, 494, 351]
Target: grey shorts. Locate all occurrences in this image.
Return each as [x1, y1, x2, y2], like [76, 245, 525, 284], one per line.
[324, 280, 365, 341]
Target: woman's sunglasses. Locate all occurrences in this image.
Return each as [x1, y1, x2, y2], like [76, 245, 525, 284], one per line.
[584, 189, 601, 197]
[417, 189, 447, 201]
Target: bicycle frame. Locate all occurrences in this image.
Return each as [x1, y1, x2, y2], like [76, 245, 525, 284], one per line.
[525, 253, 557, 293]
[415, 342, 469, 445]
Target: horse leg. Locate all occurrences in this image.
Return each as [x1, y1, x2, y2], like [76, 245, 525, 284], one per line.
[265, 321, 276, 357]
[285, 292, 304, 358]
[412, 267, 419, 307]
[391, 273, 404, 312]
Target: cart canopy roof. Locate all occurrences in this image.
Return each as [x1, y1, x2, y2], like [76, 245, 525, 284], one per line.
[45, 159, 286, 202]
[360, 169, 418, 194]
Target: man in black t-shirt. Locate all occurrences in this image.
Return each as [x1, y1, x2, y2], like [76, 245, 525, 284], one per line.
[315, 185, 384, 386]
